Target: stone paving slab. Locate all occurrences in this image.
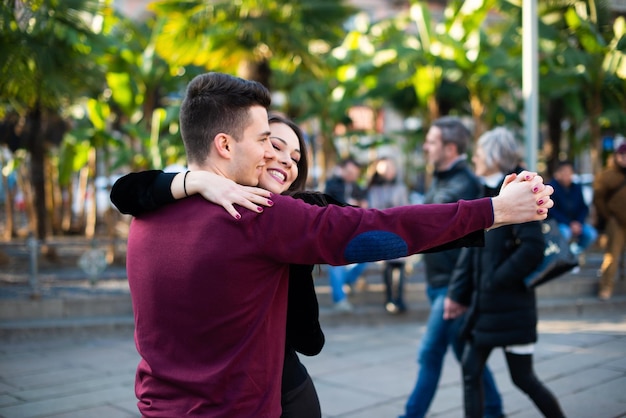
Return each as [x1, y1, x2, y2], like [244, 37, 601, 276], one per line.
[0, 310, 625, 417]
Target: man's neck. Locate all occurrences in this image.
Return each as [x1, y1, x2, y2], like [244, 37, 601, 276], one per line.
[188, 162, 226, 178]
[436, 154, 466, 172]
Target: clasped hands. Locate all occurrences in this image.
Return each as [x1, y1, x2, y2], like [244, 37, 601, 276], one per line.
[490, 170, 554, 229]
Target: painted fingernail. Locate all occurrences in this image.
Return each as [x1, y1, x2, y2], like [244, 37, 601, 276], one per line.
[537, 199, 544, 205]
[526, 175, 531, 180]
[537, 208, 545, 215]
[532, 187, 539, 193]
[267, 200, 273, 206]
[257, 207, 263, 212]
[235, 214, 241, 220]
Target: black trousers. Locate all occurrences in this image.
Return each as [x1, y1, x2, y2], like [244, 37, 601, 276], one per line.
[383, 260, 406, 307]
[281, 374, 321, 418]
[462, 343, 565, 418]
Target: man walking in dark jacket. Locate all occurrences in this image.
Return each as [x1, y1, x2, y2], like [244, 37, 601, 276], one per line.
[401, 117, 504, 418]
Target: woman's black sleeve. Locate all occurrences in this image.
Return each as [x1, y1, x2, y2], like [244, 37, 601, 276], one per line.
[285, 264, 325, 356]
[283, 192, 336, 356]
[422, 230, 485, 253]
[110, 170, 178, 216]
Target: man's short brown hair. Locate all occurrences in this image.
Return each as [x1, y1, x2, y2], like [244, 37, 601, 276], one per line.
[180, 72, 272, 164]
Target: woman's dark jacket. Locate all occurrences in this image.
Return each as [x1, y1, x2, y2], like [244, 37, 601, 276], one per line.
[110, 170, 325, 395]
[447, 180, 545, 348]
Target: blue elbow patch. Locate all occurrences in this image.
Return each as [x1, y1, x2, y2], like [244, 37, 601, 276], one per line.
[344, 231, 408, 263]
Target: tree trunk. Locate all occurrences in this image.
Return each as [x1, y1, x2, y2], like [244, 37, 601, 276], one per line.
[588, 91, 603, 174]
[61, 181, 73, 232]
[2, 179, 14, 240]
[546, 98, 564, 177]
[237, 59, 272, 90]
[74, 166, 90, 232]
[26, 105, 47, 242]
[470, 94, 486, 139]
[422, 97, 442, 192]
[85, 147, 97, 239]
[319, 114, 338, 186]
[427, 95, 440, 124]
[47, 156, 62, 234]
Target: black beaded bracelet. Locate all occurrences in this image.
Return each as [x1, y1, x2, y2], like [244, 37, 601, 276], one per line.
[183, 171, 190, 197]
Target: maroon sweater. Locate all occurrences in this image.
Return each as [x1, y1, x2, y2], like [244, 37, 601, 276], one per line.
[127, 194, 493, 417]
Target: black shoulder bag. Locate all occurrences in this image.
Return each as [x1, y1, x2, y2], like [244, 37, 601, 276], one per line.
[523, 218, 579, 289]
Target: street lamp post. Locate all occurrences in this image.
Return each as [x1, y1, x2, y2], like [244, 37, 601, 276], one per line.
[523, 0, 539, 171]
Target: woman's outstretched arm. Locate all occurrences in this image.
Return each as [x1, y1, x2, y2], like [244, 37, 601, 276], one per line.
[110, 170, 273, 219]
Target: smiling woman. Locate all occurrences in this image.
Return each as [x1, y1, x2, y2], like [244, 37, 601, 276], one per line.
[261, 115, 305, 193]
[266, 114, 309, 193]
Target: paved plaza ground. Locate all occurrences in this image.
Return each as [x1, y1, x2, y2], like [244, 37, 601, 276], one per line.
[0, 309, 625, 418]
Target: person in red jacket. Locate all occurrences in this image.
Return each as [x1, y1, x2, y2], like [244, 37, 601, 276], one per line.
[122, 72, 554, 417]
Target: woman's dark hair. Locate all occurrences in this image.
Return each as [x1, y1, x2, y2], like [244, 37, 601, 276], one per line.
[292, 191, 344, 207]
[268, 113, 309, 193]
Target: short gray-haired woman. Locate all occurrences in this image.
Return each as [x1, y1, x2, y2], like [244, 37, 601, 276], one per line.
[445, 127, 565, 417]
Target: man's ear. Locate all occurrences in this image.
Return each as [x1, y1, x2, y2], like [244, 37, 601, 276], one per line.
[444, 142, 458, 158]
[214, 133, 232, 159]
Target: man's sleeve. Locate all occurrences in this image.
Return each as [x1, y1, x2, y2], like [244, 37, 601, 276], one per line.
[258, 195, 494, 266]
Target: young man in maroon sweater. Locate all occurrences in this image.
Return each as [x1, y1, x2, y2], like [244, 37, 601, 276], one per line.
[125, 72, 554, 417]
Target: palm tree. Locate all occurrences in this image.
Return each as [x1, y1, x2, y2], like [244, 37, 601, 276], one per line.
[100, 13, 195, 171]
[539, 0, 626, 173]
[0, 0, 108, 245]
[147, 0, 357, 89]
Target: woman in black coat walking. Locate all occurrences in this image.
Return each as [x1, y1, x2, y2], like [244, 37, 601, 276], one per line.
[444, 127, 565, 418]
